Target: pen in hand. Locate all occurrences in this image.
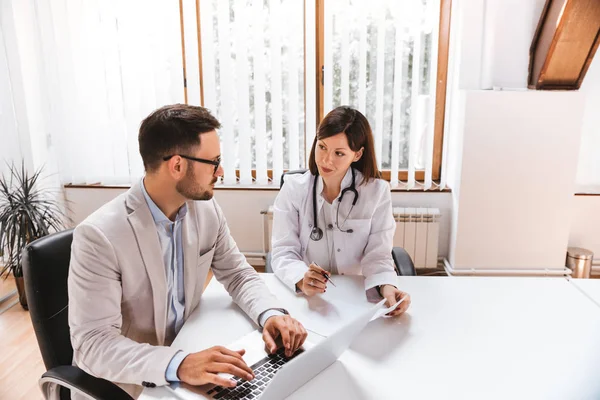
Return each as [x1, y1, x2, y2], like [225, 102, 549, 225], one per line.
[312, 262, 336, 287]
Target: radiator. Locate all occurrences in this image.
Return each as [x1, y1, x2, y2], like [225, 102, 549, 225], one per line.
[261, 206, 441, 269]
[393, 207, 441, 269]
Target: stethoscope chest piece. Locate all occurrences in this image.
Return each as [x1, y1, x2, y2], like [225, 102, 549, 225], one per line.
[310, 226, 324, 241]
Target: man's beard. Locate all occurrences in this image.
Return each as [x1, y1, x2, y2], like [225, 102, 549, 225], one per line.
[175, 164, 217, 201]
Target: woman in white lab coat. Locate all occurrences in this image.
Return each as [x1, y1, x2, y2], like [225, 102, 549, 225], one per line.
[271, 106, 411, 316]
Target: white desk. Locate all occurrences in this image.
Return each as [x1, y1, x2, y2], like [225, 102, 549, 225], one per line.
[570, 278, 600, 308]
[140, 275, 600, 400]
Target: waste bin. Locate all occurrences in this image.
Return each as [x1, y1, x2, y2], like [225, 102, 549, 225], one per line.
[566, 247, 594, 279]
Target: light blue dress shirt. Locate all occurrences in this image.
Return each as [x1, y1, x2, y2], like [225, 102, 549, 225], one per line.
[141, 180, 282, 382]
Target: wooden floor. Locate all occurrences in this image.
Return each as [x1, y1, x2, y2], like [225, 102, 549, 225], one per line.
[0, 278, 45, 400]
[0, 270, 215, 400]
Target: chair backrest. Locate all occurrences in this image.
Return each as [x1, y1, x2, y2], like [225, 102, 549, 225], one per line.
[280, 169, 308, 189]
[22, 229, 75, 371]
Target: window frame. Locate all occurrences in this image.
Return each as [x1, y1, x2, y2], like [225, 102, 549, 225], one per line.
[180, 0, 452, 184]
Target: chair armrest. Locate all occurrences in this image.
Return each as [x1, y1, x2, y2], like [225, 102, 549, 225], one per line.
[39, 365, 133, 400]
[392, 247, 416, 276]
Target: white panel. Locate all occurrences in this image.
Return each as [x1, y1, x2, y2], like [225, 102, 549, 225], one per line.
[374, 8, 385, 169]
[426, 208, 440, 268]
[576, 55, 600, 188]
[118, 0, 146, 181]
[182, 0, 201, 105]
[99, 0, 129, 183]
[440, 0, 462, 190]
[392, 207, 406, 249]
[304, 0, 317, 166]
[453, 90, 584, 269]
[216, 0, 237, 184]
[323, 0, 333, 114]
[339, 0, 350, 106]
[390, 20, 405, 188]
[165, 0, 186, 104]
[357, 9, 367, 115]
[287, 16, 300, 171]
[414, 208, 428, 268]
[269, 0, 283, 183]
[407, 25, 422, 189]
[200, 0, 217, 111]
[569, 196, 600, 259]
[252, 0, 268, 184]
[424, 0, 440, 190]
[234, 0, 252, 184]
[403, 207, 417, 264]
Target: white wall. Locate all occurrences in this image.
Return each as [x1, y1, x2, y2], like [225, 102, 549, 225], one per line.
[442, 0, 599, 272]
[456, 0, 600, 188]
[576, 55, 600, 191]
[456, 0, 547, 90]
[450, 90, 584, 270]
[569, 196, 600, 259]
[480, 0, 547, 89]
[64, 187, 453, 257]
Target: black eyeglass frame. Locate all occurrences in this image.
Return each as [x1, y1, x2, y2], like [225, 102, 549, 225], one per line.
[163, 154, 221, 174]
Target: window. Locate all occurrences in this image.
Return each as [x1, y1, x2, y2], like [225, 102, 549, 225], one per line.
[182, 0, 451, 188]
[190, 0, 307, 185]
[13, 0, 449, 187]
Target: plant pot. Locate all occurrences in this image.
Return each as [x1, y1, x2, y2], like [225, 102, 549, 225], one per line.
[14, 276, 28, 310]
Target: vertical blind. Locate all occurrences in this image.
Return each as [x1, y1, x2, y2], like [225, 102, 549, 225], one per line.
[2, 0, 444, 188]
[192, 0, 309, 185]
[324, 0, 441, 189]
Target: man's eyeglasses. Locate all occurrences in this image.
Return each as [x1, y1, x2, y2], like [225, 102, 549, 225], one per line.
[163, 154, 221, 174]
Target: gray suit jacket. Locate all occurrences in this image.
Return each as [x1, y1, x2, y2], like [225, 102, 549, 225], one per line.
[68, 182, 281, 398]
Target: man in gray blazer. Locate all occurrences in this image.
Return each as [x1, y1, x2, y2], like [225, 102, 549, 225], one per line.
[68, 104, 307, 398]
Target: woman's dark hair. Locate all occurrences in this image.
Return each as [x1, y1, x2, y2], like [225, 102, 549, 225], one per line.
[138, 104, 221, 172]
[308, 106, 379, 184]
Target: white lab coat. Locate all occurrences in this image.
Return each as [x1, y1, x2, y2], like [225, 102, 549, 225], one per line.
[271, 168, 398, 293]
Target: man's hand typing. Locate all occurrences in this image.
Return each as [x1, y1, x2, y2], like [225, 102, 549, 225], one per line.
[177, 346, 255, 388]
[262, 315, 308, 358]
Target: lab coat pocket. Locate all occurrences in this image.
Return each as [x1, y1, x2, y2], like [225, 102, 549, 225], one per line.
[339, 218, 371, 263]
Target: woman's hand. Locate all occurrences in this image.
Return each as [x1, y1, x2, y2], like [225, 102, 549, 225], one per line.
[380, 285, 411, 316]
[296, 263, 330, 296]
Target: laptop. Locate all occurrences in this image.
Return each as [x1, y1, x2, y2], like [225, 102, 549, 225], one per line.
[167, 297, 404, 400]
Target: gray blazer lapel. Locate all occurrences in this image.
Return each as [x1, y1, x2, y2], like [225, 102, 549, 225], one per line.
[125, 183, 168, 345]
[182, 202, 199, 320]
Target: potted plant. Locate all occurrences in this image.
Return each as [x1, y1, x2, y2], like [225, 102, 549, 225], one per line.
[0, 162, 69, 309]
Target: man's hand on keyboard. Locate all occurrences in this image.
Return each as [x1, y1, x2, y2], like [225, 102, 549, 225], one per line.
[262, 315, 308, 358]
[177, 346, 255, 388]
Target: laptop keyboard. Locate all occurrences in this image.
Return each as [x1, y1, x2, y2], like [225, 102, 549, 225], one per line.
[207, 347, 303, 399]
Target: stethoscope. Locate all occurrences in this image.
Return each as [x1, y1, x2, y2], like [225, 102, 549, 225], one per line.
[309, 167, 359, 241]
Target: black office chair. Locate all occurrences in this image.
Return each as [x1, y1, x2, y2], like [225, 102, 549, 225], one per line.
[22, 229, 132, 400]
[266, 170, 416, 276]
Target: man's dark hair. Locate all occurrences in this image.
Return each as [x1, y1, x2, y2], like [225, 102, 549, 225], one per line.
[139, 104, 221, 172]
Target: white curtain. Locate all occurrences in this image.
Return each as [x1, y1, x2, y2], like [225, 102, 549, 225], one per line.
[1, 0, 184, 185]
[0, 17, 22, 177]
